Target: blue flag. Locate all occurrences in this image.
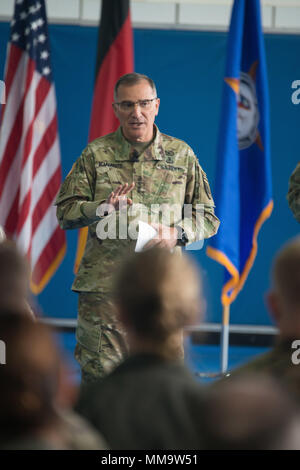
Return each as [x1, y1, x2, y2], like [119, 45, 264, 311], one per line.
[207, 0, 273, 306]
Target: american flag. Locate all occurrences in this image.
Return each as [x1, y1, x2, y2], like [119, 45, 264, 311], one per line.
[0, 0, 66, 294]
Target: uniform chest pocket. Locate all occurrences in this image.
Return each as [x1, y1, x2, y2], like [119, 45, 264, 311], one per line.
[146, 164, 187, 200]
[95, 166, 122, 199]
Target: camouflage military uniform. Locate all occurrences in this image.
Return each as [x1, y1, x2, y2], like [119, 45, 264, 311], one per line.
[223, 338, 300, 402]
[287, 162, 300, 222]
[56, 125, 220, 384]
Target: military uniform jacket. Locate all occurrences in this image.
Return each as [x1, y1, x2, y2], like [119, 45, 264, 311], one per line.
[56, 126, 220, 292]
[224, 338, 300, 402]
[76, 353, 206, 450]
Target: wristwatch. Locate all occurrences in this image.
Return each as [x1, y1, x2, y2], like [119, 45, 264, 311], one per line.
[175, 225, 189, 246]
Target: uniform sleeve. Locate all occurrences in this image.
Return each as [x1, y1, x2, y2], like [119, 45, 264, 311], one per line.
[177, 149, 220, 243]
[55, 147, 103, 230]
[287, 162, 300, 223]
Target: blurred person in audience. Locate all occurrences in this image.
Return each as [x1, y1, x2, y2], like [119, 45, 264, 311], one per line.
[0, 312, 107, 450]
[76, 248, 207, 450]
[225, 236, 300, 400]
[0, 240, 34, 318]
[202, 374, 300, 450]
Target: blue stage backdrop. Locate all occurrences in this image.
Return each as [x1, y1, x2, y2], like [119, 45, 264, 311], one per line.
[0, 23, 299, 325]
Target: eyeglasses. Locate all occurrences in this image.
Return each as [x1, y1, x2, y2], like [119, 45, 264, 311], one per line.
[114, 98, 157, 112]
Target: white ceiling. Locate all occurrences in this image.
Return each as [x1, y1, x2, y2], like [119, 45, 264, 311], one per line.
[0, 0, 299, 32]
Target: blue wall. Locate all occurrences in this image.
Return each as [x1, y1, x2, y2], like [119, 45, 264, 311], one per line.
[0, 23, 299, 325]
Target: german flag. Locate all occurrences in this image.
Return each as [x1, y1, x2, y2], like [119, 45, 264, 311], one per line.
[74, 0, 134, 273]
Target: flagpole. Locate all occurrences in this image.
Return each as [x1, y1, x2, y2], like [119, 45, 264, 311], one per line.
[221, 304, 230, 373]
[74, 0, 133, 272]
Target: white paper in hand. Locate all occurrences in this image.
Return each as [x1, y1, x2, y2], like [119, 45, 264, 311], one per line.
[0, 226, 5, 242]
[135, 221, 158, 252]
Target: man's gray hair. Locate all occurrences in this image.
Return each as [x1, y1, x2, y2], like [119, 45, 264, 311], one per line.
[114, 73, 157, 101]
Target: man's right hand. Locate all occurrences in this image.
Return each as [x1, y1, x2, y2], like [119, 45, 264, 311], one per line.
[96, 182, 135, 217]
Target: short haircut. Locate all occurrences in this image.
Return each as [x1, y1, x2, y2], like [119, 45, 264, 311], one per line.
[272, 236, 300, 309]
[114, 248, 202, 342]
[114, 73, 157, 101]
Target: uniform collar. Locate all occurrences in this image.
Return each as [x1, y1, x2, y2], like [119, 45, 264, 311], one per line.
[114, 125, 165, 161]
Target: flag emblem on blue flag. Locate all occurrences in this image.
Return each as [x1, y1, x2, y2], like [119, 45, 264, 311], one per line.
[207, 0, 273, 306]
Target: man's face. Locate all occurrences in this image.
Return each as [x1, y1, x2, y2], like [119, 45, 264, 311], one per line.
[113, 80, 160, 142]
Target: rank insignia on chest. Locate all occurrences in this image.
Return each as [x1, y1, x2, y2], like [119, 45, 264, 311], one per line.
[165, 150, 175, 164]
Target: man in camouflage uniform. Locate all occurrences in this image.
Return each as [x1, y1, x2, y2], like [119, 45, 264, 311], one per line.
[287, 162, 300, 222]
[56, 73, 220, 384]
[222, 236, 300, 403]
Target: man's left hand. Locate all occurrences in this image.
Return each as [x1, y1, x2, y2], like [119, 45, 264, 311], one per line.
[144, 223, 178, 250]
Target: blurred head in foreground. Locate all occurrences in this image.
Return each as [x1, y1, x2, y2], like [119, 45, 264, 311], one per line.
[266, 236, 300, 338]
[114, 248, 203, 360]
[0, 312, 107, 450]
[202, 374, 300, 450]
[0, 240, 33, 318]
[0, 313, 61, 441]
